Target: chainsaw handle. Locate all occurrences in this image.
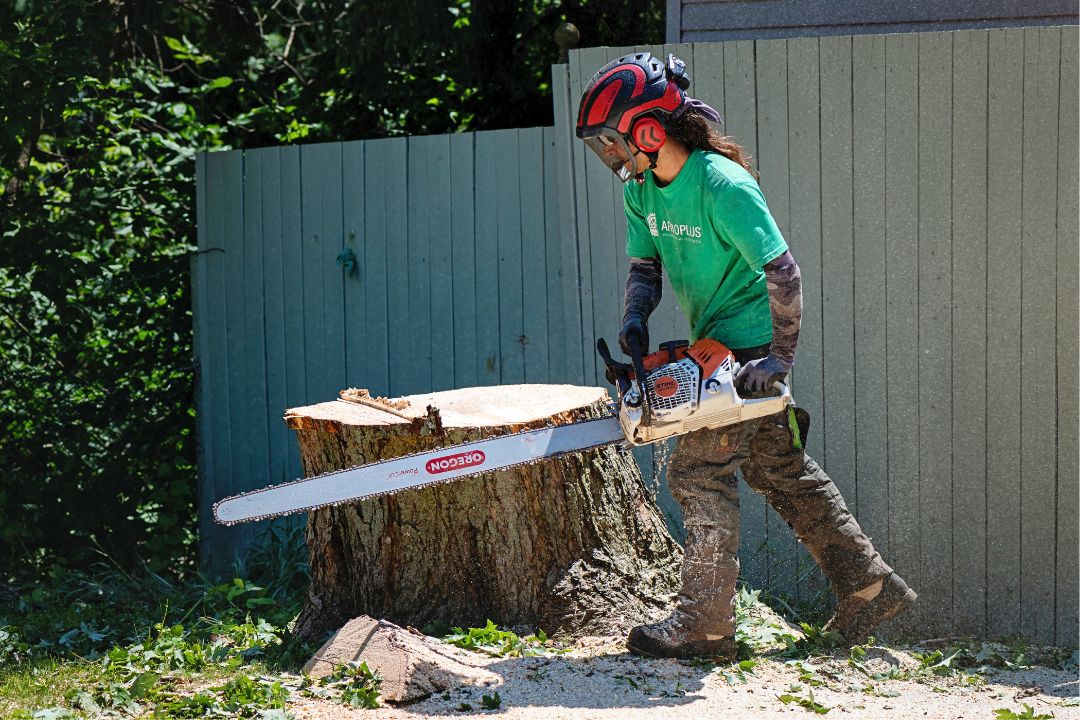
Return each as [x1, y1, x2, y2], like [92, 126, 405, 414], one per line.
[738, 378, 792, 403]
[596, 338, 632, 398]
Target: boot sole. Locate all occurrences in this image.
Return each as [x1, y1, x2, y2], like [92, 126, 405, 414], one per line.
[844, 586, 918, 644]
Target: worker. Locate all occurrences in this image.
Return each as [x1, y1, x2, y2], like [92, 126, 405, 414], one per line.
[576, 52, 916, 659]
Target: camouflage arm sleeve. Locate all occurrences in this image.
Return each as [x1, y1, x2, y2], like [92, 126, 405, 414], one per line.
[624, 256, 663, 323]
[763, 250, 802, 368]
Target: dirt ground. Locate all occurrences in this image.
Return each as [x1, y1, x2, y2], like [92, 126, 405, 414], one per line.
[285, 634, 1079, 720]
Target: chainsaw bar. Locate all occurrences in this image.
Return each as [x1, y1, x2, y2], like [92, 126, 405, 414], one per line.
[212, 416, 625, 525]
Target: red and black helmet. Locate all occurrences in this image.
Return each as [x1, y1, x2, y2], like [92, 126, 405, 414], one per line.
[576, 52, 691, 181]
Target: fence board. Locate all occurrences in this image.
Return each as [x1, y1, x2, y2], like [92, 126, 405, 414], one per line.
[383, 138, 410, 396]
[819, 35, 857, 526]
[319, 145, 346, 400]
[219, 150, 246, 562]
[278, 145, 306, 494]
[450, 134, 478, 389]
[426, 135, 455, 392]
[819, 33, 864, 629]
[543, 126, 567, 383]
[1019, 26, 1060, 644]
[521, 129, 550, 382]
[361, 141, 391, 395]
[299, 142, 347, 401]
[568, 51, 597, 386]
[883, 32, 922, 632]
[299, 146, 327, 403]
[193, 153, 216, 566]
[916, 31, 954, 631]
[474, 132, 501, 385]
[786, 36, 828, 604]
[984, 28, 1025, 638]
[551, 65, 585, 383]
[203, 151, 237, 564]
[496, 130, 526, 384]
[406, 135, 435, 394]
[342, 141, 367, 388]
[1055, 26, 1079, 647]
[267, 147, 304, 542]
[259, 146, 293, 493]
[241, 148, 271, 548]
[950, 29, 989, 636]
[851, 34, 890, 562]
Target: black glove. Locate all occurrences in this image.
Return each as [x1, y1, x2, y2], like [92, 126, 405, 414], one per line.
[735, 353, 791, 394]
[618, 315, 649, 357]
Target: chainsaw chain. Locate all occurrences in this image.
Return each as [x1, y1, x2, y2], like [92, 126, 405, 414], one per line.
[211, 415, 625, 526]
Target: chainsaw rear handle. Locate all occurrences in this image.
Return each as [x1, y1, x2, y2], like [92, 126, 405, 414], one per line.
[731, 360, 791, 401]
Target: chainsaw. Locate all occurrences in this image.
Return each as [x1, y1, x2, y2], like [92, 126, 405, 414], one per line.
[213, 337, 792, 525]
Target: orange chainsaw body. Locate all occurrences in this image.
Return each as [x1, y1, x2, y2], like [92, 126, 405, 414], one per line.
[610, 338, 792, 446]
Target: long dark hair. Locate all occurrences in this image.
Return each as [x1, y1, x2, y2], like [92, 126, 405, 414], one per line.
[667, 109, 759, 180]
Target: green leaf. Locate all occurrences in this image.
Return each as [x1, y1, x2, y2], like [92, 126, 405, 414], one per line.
[130, 671, 158, 698]
[993, 705, 1054, 720]
[162, 36, 186, 53]
[205, 76, 234, 90]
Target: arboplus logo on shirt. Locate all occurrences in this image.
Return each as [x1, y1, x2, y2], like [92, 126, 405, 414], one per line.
[660, 219, 703, 243]
[646, 212, 659, 237]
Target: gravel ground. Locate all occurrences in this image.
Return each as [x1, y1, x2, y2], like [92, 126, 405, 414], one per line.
[286, 635, 1079, 720]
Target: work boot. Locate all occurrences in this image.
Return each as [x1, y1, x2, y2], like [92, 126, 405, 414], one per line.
[823, 572, 917, 644]
[627, 612, 736, 660]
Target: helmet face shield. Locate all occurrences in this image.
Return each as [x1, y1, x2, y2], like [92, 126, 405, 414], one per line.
[583, 130, 638, 183]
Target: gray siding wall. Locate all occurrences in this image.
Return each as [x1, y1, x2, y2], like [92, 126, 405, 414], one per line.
[195, 27, 1078, 644]
[668, 0, 1077, 43]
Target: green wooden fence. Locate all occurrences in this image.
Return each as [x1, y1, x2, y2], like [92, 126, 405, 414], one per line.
[194, 26, 1078, 644]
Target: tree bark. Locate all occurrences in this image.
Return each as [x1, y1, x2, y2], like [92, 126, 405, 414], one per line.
[289, 384, 681, 642]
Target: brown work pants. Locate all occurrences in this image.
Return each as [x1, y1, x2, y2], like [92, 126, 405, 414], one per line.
[667, 404, 893, 638]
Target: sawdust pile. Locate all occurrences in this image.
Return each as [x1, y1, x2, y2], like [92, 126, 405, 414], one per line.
[340, 388, 412, 411]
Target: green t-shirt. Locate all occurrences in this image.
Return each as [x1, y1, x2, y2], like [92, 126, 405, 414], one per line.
[624, 149, 788, 349]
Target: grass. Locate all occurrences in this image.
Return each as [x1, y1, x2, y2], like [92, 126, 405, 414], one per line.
[0, 659, 97, 713]
[0, 521, 316, 717]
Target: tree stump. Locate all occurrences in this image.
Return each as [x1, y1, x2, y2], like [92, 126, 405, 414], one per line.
[289, 384, 681, 642]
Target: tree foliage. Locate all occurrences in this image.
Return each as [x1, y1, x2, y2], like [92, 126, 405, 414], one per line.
[0, 0, 662, 575]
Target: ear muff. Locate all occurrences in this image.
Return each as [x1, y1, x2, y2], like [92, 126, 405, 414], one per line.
[631, 117, 666, 153]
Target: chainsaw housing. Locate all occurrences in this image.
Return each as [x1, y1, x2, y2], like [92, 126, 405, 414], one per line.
[616, 339, 791, 445]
